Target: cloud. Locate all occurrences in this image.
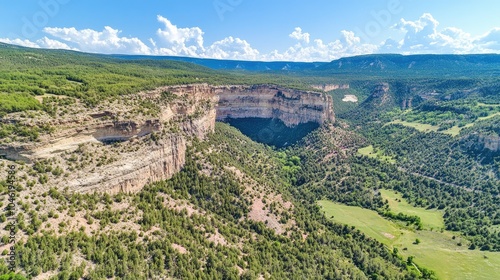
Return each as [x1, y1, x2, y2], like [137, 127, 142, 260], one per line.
[154, 16, 259, 60]
[2, 13, 500, 61]
[475, 28, 500, 50]
[289, 27, 310, 43]
[266, 29, 378, 62]
[0, 38, 40, 48]
[393, 13, 442, 52]
[205, 36, 259, 60]
[1, 18, 380, 61]
[43, 26, 152, 54]
[37, 37, 75, 50]
[156, 15, 204, 50]
[0, 37, 75, 50]
[383, 13, 498, 54]
[154, 16, 204, 56]
[340, 30, 361, 46]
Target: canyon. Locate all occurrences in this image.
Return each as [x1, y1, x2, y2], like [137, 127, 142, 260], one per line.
[482, 134, 500, 152]
[1, 84, 334, 194]
[216, 84, 334, 126]
[311, 84, 350, 92]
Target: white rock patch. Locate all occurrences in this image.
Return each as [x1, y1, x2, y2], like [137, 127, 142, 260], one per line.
[342, 95, 358, 102]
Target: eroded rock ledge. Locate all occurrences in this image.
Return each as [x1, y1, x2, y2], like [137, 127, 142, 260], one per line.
[215, 84, 335, 126]
[310, 84, 350, 92]
[0, 84, 334, 194]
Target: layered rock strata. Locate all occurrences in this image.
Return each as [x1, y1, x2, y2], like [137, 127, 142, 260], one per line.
[479, 134, 500, 152]
[311, 84, 350, 92]
[1, 84, 334, 194]
[216, 85, 335, 126]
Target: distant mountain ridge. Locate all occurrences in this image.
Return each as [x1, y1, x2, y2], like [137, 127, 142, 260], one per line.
[1, 42, 499, 76]
[112, 52, 500, 76]
[315, 53, 500, 76]
[110, 54, 326, 71]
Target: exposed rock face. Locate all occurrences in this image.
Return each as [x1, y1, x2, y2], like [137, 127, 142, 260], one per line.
[311, 84, 349, 92]
[71, 135, 186, 194]
[1, 84, 333, 194]
[371, 83, 390, 99]
[480, 134, 500, 152]
[401, 98, 414, 109]
[216, 85, 335, 126]
[0, 119, 162, 162]
[460, 133, 500, 164]
[362, 83, 393, 109]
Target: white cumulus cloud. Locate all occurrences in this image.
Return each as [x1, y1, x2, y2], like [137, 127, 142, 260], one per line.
[154, 16, 259, 60]
[0, 37, 75, 51]
[156, 15, 204, 54]
[266, 29, 378, 62]
[2, 13, 500, 62]
[289, 27, 310, 43]
[37, 37, 75, 50]
[0, 38, 41, 48]
[205, 36, 259, 60]
[43, 26, 152, 54]
[475, 28, 500, 51]
[383, 13, 500, 54]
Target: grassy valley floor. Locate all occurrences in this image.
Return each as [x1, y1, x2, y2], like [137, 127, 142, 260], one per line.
[318, 190, 500, 280]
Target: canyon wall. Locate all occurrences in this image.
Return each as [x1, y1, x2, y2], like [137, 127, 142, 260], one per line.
[216, 85, 335, 126]
[1, 84, 333, 194]
[70, 135, 187, 194]
[311, 84, 350, 92]
[479, 134, 500, 152]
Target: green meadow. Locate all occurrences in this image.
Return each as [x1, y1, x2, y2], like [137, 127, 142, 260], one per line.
[357, 145, 396, 164]
[442, 113, 500, 136]
[379, 189, 444, 230]
[388, 106, 500, 137]
[318, 196, 500, 280]
[387, 120, 440, 133]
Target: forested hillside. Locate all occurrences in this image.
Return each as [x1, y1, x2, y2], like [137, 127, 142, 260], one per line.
[0, 43, 340, 118]
[1, 123, 423, 279]
[1, 43, 500, 279]
[334, 77, 500, 252]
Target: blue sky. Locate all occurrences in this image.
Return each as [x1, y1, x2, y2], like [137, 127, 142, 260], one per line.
[1, 0, 500, 61]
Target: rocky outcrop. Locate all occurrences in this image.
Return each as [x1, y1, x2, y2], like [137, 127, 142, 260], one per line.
[216, 85, 335, 126]
[460, 132, 500, 164]
[361, 83, 393, 109]
[1, 84, 334, 194]
[371, 83, 390, 99]
[0, 119, 162, 162]
[401, 98, 414, 109]
[480, 134, 500, 152]
[311, 84, 349, 92]
[71, 135, 186, 194]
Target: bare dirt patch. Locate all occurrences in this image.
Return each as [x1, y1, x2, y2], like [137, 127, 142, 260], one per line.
[248, 198, 285, 234]
[383, 232, 395, 239]
[34, 94, 69, 103]
[207, 229, 228, 246]
[342, 95, 358, 102]
[225, 165, 296, 235]
[161, 193, 203, 217]
[172, 243, 188, 254]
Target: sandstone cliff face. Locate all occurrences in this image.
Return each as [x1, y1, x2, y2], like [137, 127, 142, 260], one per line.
[311, 84, 349, 92]
[361, 83, 394, 109]
[216, 85, 335, 126]
[70, 135, 186, 195]
[0, 119, 162, 162]
[401, 98, 414, 109]
[371, 83, 390, 99]
[1, 84, 333, 194]
[480, 134, 500, 152]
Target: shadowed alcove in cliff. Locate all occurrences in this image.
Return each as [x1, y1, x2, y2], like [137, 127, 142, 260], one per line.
[222, 117, 319, 148]
[215, 85, 334, 148]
